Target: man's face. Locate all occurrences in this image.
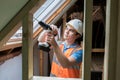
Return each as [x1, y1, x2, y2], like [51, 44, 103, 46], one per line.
[64, 25, 78, 42]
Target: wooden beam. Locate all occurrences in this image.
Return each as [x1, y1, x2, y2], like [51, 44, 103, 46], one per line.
[30, 0, 46, 14]
[0, 0, 41, 49]
[104, 0, 119, 80]
[92, 48, 104, 53]
[0, 41, 22, 51]
[116, 1, 120, 80]
[0, 22, 21, 50]
[22, 13, 33, 80]
[83, 0, 93, 80]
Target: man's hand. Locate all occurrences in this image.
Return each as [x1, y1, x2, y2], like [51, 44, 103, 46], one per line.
[50, 24, 58, 36]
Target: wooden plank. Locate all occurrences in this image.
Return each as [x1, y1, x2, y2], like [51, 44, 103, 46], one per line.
[0, 0, 41, 48]
[22, 13, 33, 80]
[104, 0, 118, 80]
[83, 0, 93, 80]
[92, 48, 104, 52]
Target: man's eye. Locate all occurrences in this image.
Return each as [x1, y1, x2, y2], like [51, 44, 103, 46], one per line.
[69, 29, 75, 32]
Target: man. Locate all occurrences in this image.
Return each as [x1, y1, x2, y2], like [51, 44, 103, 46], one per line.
[44, 19, 83, 78]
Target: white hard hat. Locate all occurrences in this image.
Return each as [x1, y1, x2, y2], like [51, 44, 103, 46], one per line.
[66, 19, 83, 35]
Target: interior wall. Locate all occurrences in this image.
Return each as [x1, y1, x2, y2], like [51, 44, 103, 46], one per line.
[0, 54, 22, 80]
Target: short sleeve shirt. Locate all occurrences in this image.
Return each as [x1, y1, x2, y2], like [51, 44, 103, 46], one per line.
[62, 42, 83, 63]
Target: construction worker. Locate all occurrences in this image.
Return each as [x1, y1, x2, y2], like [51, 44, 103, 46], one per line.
[43, 19, 83, 78]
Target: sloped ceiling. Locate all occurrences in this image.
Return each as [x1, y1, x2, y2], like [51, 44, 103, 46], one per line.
[0, 0, 29, 31]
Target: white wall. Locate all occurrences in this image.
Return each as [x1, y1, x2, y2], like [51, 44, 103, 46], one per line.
[0, 54, 22, 80]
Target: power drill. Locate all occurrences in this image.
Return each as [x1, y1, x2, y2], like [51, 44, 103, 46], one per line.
[38, 21, 52, 52]
[39, 21, 52, 31]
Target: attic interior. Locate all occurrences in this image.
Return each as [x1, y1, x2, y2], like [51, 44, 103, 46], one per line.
[0, 0, 107, 80]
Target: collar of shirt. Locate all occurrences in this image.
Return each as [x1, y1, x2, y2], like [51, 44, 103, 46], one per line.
[62, 42, 78, 53]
